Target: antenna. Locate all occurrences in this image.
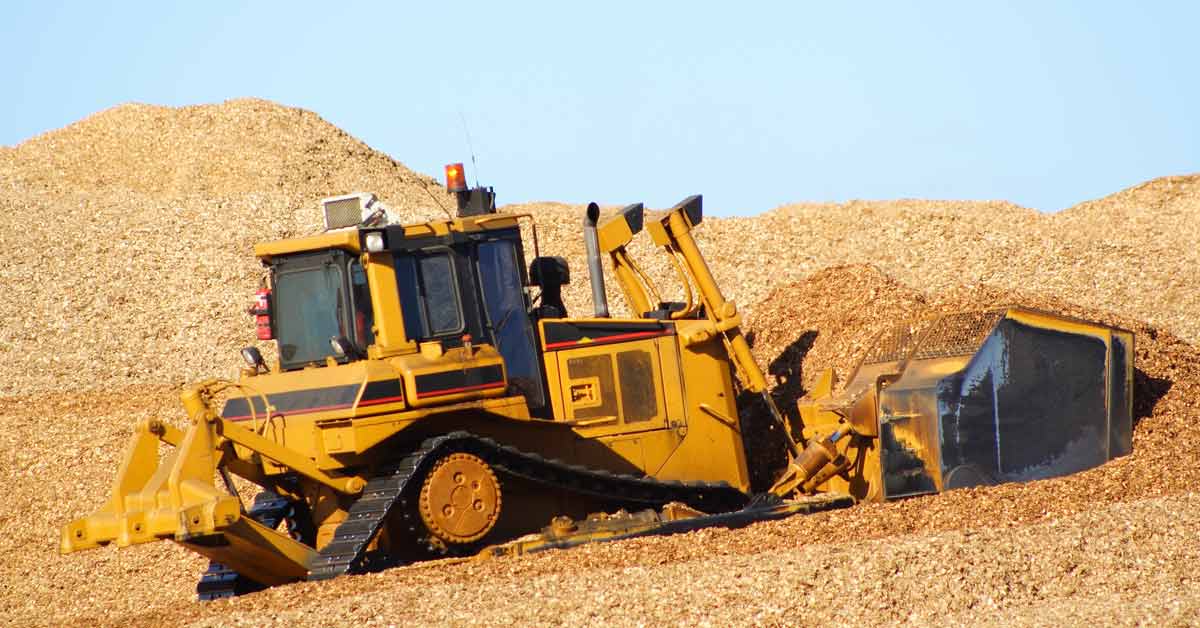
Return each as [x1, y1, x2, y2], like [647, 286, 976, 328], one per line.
[458, 110, 480, 187]
[417, 174, 454, 220]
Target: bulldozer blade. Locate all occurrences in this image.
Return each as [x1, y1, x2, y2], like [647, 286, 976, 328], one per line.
[798, 306, 1135, 501]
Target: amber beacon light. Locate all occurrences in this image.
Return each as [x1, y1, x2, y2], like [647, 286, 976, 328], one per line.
[445, 162, 467, 193]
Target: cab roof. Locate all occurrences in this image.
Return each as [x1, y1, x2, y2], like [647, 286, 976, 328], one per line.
[253, 213, 525, 262]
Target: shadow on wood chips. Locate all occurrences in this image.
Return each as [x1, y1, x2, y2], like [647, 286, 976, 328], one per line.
[740, 330, 819, 493]
[1134, 367, 1171, 428]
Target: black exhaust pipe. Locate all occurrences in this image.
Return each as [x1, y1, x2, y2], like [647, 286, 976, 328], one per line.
[583, 202, 609, 318]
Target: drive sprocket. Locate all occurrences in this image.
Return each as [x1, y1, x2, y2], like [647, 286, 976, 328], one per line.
[418, 452, 502, 545]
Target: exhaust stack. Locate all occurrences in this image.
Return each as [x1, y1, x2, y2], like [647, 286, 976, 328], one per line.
[583, 202, 609, 318]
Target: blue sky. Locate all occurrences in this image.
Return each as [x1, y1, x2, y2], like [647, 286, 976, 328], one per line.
[2, 2, 1196, 215]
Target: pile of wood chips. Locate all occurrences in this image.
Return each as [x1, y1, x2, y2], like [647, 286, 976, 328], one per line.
[3, 100, 1199, 626]
[0, 99, 454, 397]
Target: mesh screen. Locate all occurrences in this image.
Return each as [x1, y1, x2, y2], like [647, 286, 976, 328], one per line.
[862, 322, 923, 364]
[859, 309, 1008, 371]
[910, 310, 1005, 360]
[323, 197, 363, 229]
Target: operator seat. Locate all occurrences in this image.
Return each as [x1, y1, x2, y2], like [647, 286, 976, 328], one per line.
[530, 256, 569, 319]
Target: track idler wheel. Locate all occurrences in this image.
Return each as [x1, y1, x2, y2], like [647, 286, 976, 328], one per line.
[418, 452, 502, 545]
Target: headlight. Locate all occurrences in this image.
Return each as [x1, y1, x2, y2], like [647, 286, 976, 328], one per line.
[240, 346, 266, 371]
[365, 231, 385, 252]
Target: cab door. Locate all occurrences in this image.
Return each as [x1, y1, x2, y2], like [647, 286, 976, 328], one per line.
[475, 238, 547, 410]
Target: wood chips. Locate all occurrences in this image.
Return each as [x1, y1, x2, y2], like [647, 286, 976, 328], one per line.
[2, 100, 1199, 626]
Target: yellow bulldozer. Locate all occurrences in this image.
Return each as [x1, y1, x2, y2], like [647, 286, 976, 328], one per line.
[61, 164, 1135, 599]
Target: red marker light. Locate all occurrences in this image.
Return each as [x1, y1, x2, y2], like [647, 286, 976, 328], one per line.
[252, 288, 272, 340]
[445, 162, 467, 192]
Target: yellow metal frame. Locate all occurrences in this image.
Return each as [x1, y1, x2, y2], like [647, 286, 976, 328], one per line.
[254, 230, 361, 261]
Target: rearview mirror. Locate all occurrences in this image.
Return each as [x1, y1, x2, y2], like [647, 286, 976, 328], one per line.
[330, 336, 353, 359]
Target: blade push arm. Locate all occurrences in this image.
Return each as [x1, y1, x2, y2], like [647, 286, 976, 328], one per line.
[645, 196, 766, 393]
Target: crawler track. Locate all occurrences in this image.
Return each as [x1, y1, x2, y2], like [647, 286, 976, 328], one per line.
[308, 431, 750, 580]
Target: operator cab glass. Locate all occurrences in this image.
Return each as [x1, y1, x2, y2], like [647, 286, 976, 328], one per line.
[272, 250, 374, 370]
[476, 238, 546, 409]
[394, 251, 465, 340]
[391, 232, 548, 412]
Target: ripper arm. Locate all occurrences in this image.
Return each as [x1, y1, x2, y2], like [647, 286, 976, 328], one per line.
[60, 381, 357, 570]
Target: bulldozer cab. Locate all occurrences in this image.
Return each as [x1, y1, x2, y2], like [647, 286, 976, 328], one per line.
[259, 215, 552, 413]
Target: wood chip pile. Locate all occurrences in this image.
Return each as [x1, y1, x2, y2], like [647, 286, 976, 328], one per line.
[0, 99, 453, 396]
[3, 100, 1199, 626]
[3, 99, 1199, 397]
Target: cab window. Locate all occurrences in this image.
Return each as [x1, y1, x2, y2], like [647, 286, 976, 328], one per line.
[271, 250, 373, 370]
[349, 260, 375, 347]
[394, 251, 463, 340]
